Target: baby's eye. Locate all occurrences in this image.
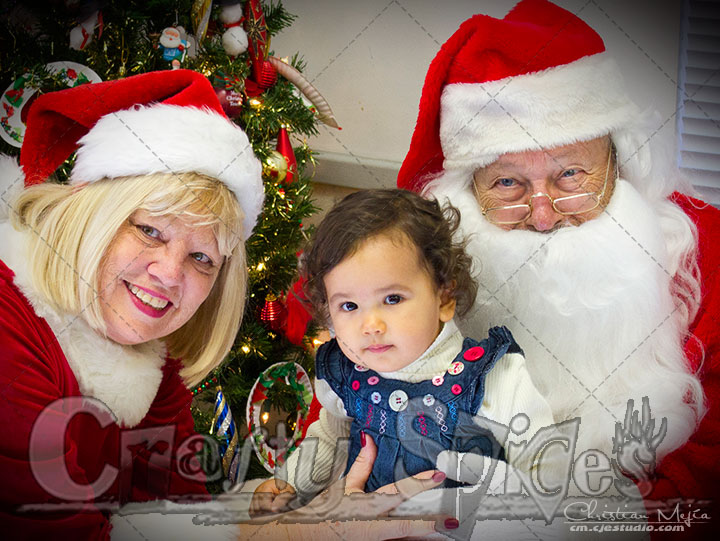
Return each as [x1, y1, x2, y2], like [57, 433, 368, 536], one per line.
[138, 224, 161, 239]
[191, 252, 213, 265]
[385, 294, 403, 305]
[340, 301, 358, 312]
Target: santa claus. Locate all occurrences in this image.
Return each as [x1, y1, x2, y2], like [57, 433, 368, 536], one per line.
[398, 0, 719, 526]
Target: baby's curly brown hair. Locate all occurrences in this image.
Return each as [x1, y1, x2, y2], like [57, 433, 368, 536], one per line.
[300, 188, 477, 325]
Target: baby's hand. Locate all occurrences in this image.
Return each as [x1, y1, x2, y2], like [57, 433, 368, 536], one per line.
[250, 478, 297, 517]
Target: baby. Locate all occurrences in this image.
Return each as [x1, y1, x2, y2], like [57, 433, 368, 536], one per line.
[255, 189, 555, 509]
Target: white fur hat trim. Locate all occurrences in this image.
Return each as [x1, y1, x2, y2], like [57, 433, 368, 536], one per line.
[440, 53, 639, 170]
[71, 104, 263, 240]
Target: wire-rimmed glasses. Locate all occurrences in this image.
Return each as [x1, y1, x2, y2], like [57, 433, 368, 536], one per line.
[478, 145, 614, 225]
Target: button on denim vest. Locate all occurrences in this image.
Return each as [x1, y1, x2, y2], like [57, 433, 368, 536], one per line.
[316, 326, 522, 492]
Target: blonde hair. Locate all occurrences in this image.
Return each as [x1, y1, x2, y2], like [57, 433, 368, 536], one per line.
[12, 172, 247, 386]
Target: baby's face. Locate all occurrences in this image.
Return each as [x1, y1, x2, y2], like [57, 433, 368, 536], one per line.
[323, 233, 456, 373]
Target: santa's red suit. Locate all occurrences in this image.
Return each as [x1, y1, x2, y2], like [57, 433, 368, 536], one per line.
[651, 194, 720, 516]
[0, 250, 209, 540]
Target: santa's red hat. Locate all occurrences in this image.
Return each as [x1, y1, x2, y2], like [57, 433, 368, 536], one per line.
[398, 0, 638, 192]
[16, 69, 263, 239]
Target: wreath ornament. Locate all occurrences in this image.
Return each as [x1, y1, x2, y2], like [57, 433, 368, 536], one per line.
[246, 361, 313, 472]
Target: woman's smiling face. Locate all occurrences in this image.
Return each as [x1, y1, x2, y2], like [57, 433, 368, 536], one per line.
[97, 210, 222, 345]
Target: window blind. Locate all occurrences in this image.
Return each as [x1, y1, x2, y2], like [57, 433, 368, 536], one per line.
[677, 0, 720, 207]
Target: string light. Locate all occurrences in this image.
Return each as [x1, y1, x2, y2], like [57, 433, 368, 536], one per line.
[191, 376, 219, 396]
[241, 345, 251, 354]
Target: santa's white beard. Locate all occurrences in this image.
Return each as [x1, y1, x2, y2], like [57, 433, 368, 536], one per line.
[429, 178, 702, 462]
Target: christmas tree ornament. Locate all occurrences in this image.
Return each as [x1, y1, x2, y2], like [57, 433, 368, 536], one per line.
[191, 0, 213, 44]
[158, 27, 188, 64]
[243, 0, 269, 83]
[1, 61, 101, 148]
[179, 27, 198, 59]
[244, 61, 276, 96]
[259, 292, 288, 331]
[276, 125, 298, 184]
[246, 362, 313, 473]
[214, 87, 244, 118]
[262, 150, 288, 182]
[284, 277, 314, 346]
[257, 61, 278, 89]
[69, 9, 101, 51]
[222, 26, 248, 56]
[258, 400, 293, 450]
[220, 1, 248, 56]
[210, 386, 242, 483]
[267, 56, 340, 129]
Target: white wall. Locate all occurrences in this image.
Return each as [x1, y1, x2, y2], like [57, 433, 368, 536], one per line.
[271, 0, 682, 190]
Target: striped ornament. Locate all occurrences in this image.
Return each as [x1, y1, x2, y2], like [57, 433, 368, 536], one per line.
[210, 386, 241, 483]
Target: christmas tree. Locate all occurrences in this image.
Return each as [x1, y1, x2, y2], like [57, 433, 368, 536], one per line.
[0, 0, 331, 487]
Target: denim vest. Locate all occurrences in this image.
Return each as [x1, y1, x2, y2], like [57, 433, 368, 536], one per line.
[315, 326, 522, 492]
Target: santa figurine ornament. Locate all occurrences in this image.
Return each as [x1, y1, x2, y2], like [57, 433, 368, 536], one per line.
[158, 27, 189, 64]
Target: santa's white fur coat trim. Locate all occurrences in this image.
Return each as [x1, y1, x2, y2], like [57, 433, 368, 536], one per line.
[0, 218, 165, 428]
[71, 104, 264, 240]
[440, 53, 639, 170]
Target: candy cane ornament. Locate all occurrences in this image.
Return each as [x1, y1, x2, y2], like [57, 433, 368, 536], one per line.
[267, 56, 340, 129]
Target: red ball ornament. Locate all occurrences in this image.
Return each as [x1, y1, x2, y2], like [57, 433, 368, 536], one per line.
[214, 87, 244, 118]
[260, 293, 287, 332]
[257, 60, 277, 89]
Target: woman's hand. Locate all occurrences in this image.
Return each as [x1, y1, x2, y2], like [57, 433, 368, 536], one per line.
[239, 433, 458, 540]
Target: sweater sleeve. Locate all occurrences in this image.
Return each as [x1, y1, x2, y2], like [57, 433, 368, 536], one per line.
[284, 379, 351, 492]
[475, 352, 559, 476]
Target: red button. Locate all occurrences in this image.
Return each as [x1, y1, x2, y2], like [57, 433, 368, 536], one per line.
[352, 380, 360, 391]
[463, 346, 485, 361]
[451, 384, 462, 395]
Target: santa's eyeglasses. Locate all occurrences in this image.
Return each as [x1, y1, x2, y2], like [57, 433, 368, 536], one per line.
[477, 144, 615, 226]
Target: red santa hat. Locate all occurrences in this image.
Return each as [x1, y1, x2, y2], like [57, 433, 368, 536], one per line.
[16, 69, 263, 239]
[398, 0, 638, 192]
